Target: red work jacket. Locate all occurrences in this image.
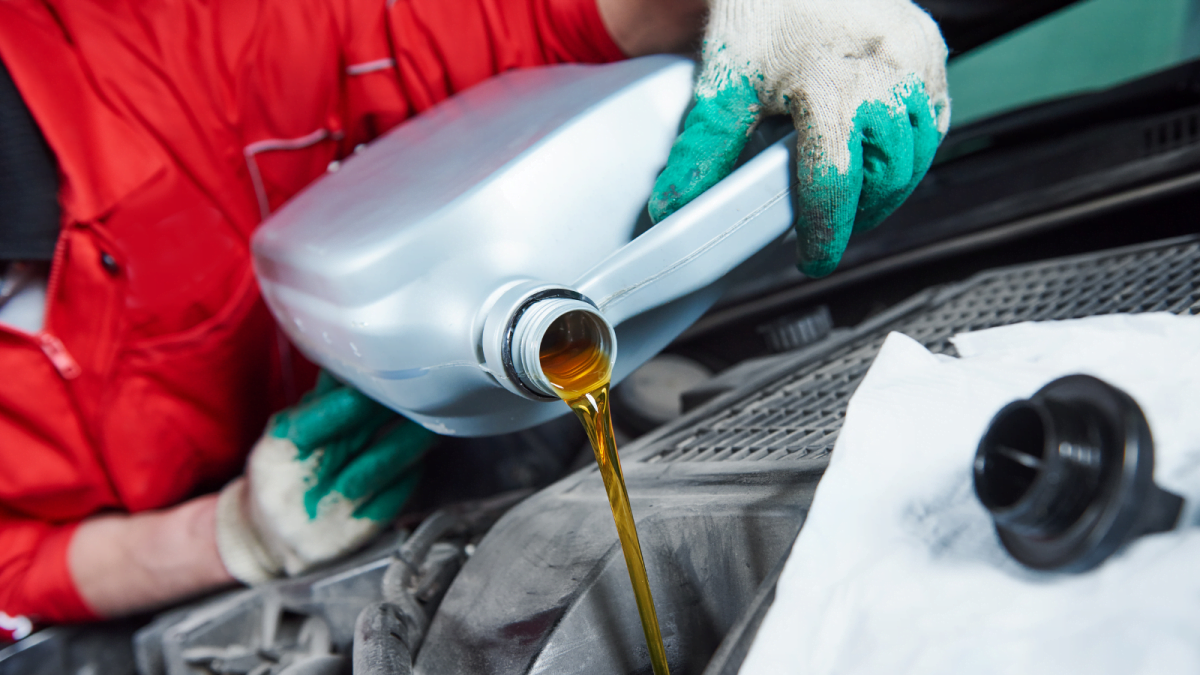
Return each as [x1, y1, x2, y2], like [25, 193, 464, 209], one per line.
[0, 0, 623, 627]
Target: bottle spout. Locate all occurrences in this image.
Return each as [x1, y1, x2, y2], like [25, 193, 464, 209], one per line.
[481, 284, 617, 402]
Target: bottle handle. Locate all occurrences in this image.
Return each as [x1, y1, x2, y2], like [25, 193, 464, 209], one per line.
[575, 132, 798, 326]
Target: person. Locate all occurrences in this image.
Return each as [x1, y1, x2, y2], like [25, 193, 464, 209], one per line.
[0, 0, 949, 635]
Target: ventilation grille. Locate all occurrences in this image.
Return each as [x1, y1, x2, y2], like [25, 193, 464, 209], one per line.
[1142, 109, 1200, 158]
[645, 239, 1200, 464]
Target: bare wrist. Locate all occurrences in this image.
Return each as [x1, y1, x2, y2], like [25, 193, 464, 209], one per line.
[596, 0, 707, 57]
[69, 493, 235, 619]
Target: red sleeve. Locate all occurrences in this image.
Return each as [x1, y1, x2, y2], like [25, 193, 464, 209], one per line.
[334, 0, 627, 145]
[385, 0, 627, 110]
[0, 510, 94, 628]
[224, 0, 627, 209]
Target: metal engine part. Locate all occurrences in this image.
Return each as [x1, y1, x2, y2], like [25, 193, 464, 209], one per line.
[133, 494, 525, 675]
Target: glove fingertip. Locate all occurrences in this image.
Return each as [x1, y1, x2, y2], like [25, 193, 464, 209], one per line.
[794, 156, 860, 279]
[327, 421, 432, 506]
[797, 255, 840, 279]
[279, 387, 390, 450]
[907, 86, 943, 174]
[352, 469, 423, 522]
[392, 417, 439, 452]
[650, 79, 762, 223]
[795, 216, 852, 278]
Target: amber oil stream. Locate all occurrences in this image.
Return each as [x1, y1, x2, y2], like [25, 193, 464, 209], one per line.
[538, 311, 670, 675]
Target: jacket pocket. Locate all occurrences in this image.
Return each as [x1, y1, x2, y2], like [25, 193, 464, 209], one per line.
[100, 268, 284, 511]
[243, 128, 341, 218]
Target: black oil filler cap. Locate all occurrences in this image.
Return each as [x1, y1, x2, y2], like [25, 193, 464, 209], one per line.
[973, 374, 1184, 572]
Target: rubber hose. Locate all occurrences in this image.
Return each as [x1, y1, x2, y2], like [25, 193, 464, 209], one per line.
[381, 510, 459, 602]
[353, 602, 414, 675]
[277, 654, 348, 675]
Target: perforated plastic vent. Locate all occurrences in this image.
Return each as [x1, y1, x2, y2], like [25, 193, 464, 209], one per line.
[645, 238, 1200, 464]
[1143, 109, 1200, 157]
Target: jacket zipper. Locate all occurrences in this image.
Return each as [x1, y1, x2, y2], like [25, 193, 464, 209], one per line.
[0, 307, 81, 380]
[38, 333, 81, 379]
[0, 229, 83, 379]
[42, 227, 81, 379]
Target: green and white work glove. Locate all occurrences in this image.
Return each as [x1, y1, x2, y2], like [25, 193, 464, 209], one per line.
[216, 373, 434, 584]
[650, 0, 950, 278]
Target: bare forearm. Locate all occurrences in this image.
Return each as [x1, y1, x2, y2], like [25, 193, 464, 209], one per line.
[68, 494, 234, 619]
[596, 0, 707, 57]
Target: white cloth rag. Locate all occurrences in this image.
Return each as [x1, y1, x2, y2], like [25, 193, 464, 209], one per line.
[741, 312, 1200, 675]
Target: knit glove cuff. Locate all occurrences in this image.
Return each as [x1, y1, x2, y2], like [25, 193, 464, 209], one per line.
[214, 477, 281, 585]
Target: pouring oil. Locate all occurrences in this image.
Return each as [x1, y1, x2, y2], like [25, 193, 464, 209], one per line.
[539, 311, 670, 675]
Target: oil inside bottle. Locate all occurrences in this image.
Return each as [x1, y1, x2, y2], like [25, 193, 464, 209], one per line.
[539, 310, 670, 675]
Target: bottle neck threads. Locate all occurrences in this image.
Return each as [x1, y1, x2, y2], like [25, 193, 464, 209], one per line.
[508, 297, 615, 400]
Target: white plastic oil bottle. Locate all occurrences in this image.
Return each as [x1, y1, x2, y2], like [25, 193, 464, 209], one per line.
[252, 55, 797, 437]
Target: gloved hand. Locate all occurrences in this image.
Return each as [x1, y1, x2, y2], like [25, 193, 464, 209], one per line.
[216, 373, 434, 584]
[649, 0, 950, 278]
